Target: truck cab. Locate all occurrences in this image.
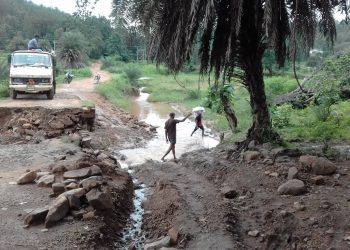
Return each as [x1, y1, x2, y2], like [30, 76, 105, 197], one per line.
[9, 50, 56, 100]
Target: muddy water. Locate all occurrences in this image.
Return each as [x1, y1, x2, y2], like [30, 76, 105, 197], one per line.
[120, 90, 219, 165]
[118, 90, 219, 249]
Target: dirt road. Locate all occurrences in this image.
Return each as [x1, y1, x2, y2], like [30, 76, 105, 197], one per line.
[0, 63, 152, 250]
[136, 144, 350, 249]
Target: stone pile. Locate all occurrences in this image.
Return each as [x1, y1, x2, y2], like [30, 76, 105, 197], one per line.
[0, 107, 95, 143]
[18, 152, 119, 228]
[238, 142, 339, 196]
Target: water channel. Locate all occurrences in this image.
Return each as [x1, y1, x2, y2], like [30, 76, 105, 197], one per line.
[117, 89, 219, 249]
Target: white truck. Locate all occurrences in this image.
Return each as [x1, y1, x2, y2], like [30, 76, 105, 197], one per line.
[9, 50, 56, 100]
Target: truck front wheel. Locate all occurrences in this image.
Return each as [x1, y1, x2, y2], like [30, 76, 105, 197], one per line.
[10, 89, 17, 99]
[47, 88, 54, 100]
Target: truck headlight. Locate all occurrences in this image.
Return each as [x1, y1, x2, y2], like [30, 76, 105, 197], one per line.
[11, 78, 25, 84]
[38, 78, 51, 84]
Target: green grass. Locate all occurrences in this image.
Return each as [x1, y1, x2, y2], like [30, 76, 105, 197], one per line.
[81, 100, 95, 108]
[0, 80, 9, 98]
[101, 60, 350, 143]
[96, 73, 133, 110]
[276, 101, 350, 142]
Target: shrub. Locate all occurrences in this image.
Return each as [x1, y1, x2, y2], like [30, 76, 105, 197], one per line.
[271, 104, 293, 128]
[124, 65, 141, 85]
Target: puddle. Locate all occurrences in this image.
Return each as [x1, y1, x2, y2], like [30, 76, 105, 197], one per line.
[118, 88, 220, 249]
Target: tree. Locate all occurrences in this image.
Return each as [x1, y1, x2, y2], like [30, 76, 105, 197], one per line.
[57, 31, 89, 68]
[114, 0, 349, 144]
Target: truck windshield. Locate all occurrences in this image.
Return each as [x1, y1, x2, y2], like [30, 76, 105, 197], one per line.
[12, 53, 51, 67]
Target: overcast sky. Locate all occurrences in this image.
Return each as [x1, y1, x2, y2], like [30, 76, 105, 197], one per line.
[28, 0, 113, 17]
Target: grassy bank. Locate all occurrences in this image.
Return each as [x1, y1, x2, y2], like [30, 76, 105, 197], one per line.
[101, 59, 350, 143]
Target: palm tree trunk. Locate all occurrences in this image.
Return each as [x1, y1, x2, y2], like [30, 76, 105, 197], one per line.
[239, 0, 280, 145]
[244, 57, 278, 143]
[220, 92, 237, 131]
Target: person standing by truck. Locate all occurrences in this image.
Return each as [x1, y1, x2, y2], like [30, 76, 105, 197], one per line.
[28, 34, 39, 50]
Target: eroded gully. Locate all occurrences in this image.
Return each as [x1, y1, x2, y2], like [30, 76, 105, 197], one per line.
[117, 89, 219, 249]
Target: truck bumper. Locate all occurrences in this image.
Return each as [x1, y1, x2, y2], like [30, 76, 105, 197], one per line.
[9, 84, 53, 93]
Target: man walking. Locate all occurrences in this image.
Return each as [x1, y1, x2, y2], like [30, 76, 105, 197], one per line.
[161, 112, 191, 161]
[28, 34, 39, 50]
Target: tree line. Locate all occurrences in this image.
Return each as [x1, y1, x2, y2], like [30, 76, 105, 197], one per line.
[0, 0, 145, 67]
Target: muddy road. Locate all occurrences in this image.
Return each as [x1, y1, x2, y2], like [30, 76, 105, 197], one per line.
[0, 63, 153, 250]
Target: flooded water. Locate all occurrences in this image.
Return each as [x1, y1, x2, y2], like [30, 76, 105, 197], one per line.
[117, 89, 219, 249]
[120, 90, 219, 165]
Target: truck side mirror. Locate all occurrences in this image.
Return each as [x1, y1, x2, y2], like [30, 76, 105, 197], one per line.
[7, 54, 11, 64]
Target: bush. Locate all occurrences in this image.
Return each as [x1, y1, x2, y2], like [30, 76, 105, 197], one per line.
[124, 65, 141, 85]
[271, 104, 293, 128]
[186, 89, 200, 100]
[96, 74, 132, 110]
[0, 81, 9, 98]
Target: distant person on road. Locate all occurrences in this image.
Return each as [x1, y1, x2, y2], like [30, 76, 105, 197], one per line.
[191, 112, 204, 137]
[28, 34, 39, 50]
[161, 112, 191, 162]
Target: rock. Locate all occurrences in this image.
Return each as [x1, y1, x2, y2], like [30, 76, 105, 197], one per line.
[311, 157, 337, 175]
[45, 195, 69, 227]
[159, 248, 177, 250]
[293, 201, 306, 211]
[68, 133, 81, 144]
[343, 235, 350, 241]
[54, 155, 66, 161]
[248, 140, 257, 150]
[97, 153, 109, 161]
[52, 183, 65, 195]
[24, 129, 35, 136]
[59, 188, 86, 200]
[17, 171, 37, 185]
[82, 211, 95, 220]
[288, 167, 299, 180]
[66, 182, 79, 190]
[277, 179, 306, 195]
[144, 236, 171, 250]
[36, 172, 51, 179]
[22, 123, 33, 129]
[52, 165, 67, 174]
[70, 210, 86, 219]
[86, 188, 113, 210]
[299, 155, 317, 167]
[90, 165, 102, 176]
[66, 194, 81, 210]
[262, 158, 274, 165]
[17, 118, 29, 126]
[248, 230, 259, 237]
[311, 176, 325, 185]
[24, 207, 49, 226]
[61, 117, 74, 127]
[244, 151, 261, 162]
[49, 120, 65, 130]
[269, 172, 279, 177]
[168, 227, 179, 245]
[63, 167, 92, 179]
[37, 174, 55, 187]
[79, 176, 103, 191]
[220, 186, 238, 199]
[81, 137, 92, 148]
[325, 229, 335, 235]
[63, 179, 77, 185]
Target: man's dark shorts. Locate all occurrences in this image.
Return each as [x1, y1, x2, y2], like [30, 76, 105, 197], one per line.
[169, 139, 176, 145]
